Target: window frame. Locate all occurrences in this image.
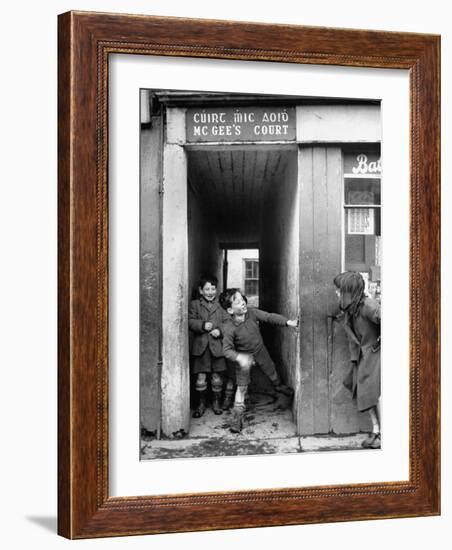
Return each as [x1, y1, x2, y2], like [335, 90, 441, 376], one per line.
[342, 161, 382, 274]
[242, 258, 259, 297]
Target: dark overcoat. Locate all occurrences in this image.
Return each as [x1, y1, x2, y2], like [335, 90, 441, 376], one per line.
[188, 298, 229, 357]
[342, 297, 381, 412]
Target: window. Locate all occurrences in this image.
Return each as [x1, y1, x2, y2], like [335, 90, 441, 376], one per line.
[243, 259, 259, 297]
[343, 153, 381, 298]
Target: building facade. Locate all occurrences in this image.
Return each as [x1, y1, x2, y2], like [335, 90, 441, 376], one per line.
[140, 90, 381, 438]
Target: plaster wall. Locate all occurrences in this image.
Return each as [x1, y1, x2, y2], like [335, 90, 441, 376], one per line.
[260, 152, 300, 397]
[187, 186, 223, 299]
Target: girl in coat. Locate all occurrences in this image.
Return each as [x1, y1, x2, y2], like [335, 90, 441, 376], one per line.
[334, 271, 381, 449]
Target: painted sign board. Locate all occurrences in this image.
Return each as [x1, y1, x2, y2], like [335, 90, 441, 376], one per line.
[186, 107, 296, 142]
[344, 152, 382, 175]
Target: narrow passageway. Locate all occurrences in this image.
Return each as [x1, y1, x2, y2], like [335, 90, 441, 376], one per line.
[186, 145, 300, 439]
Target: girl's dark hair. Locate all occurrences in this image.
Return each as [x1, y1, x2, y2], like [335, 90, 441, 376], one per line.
[219, 288, 244, 311]
[198, 274, 218, 289]
[334, 271, 365, 316]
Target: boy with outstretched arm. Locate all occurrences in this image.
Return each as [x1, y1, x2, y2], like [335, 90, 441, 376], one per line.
[219, 288, 299, 433]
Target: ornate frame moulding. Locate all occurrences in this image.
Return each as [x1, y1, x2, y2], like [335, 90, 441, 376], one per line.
[58, 11, 440, 538]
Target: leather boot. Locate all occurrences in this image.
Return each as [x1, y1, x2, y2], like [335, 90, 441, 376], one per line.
[229, 407, 244, 433]
[212, 392, 223, 415]
[211, 373, 223, 415]
[222, 387, 234, 410]
[361, 432, 381, 449]
[192, 391, 207, 418]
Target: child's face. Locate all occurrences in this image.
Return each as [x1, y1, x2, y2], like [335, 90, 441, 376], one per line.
[199, 282, 217, 302]
[227, 291, 248, 316]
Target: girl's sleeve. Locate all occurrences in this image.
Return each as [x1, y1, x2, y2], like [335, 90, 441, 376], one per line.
[364, 300, 381, 325]
[188, 301, 205, 333]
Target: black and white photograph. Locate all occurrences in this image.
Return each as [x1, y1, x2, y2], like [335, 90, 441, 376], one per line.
[139, 89, 382, 460]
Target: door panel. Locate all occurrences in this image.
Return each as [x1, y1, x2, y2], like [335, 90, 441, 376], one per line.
[298, 146, 342, 434]
[297, 146, 371, 435]
[140, 117, 162, 434]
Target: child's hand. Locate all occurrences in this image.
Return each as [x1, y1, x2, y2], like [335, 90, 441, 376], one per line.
[287, 318, 299, 329]
[210, 329, 221, 338]
[236, 353, 254, 369]
[204, 321, 213, 332]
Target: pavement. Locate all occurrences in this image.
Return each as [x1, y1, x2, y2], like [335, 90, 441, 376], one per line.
[141, 391, 379, 460]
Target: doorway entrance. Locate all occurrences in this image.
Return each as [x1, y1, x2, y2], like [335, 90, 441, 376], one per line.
[187, 145, 300, 432]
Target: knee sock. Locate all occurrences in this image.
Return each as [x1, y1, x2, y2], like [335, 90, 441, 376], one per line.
[368, 407, 380, 433]
[195, 372, 208, 393]
[234, 385, 248, 413]
[211, 372, 223, 396]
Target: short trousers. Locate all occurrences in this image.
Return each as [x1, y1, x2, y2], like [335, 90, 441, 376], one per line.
[192, 347, 227, 374]
[233, 346, 280, 386]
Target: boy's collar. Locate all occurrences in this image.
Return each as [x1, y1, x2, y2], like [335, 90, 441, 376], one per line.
[200, 296, 217, 305]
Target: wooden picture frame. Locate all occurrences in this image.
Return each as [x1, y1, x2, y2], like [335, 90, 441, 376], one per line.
[58, 11, 440, 538]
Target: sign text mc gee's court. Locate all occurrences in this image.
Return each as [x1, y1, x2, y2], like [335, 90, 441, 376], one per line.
[186, 106, 296, 142]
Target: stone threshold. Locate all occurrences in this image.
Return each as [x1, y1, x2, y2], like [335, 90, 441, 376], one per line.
[141, 432, 379, 460]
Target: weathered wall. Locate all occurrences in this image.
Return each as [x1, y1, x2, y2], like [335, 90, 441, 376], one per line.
[140, 119, 162, 434]
[260, 151, 300, 399]
[297, 105, 381, 143]
[187, 186, 222, 299]
[161, 108, 190, 438]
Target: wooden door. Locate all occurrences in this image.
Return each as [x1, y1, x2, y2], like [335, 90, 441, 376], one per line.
[297, 146, 371, 435]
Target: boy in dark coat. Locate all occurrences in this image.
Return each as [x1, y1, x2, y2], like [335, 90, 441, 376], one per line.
[219, 288, 298, 433]
[334, 271, 381, 449]
[189, 275, 230, 417]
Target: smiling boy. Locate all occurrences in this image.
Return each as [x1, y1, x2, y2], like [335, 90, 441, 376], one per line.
[189, 275, 230, 417]
[219, 288, 298, 433]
